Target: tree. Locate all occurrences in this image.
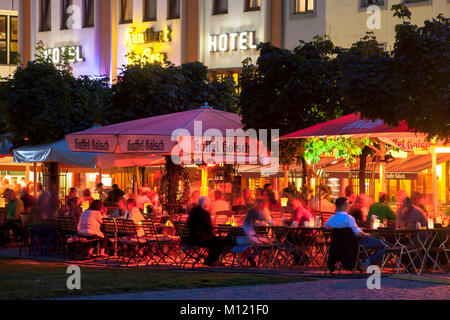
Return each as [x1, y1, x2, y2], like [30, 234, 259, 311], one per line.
[0, 44, 111, 147]
[239, 38, 351, 183]
[105, 62, 238, 125]
[338, 5, 450, 141]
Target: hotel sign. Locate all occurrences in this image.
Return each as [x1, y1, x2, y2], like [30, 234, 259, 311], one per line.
[208, 31, 258, 52]
[44, 45, 85, 64]
[126, 26, 172, 65]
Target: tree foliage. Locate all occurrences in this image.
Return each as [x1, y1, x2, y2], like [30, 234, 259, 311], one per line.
[105, 62, 238, 125]
[239, 37, 351, 166]
[338, 5, 450, 140]
[0, 59, 111, 147]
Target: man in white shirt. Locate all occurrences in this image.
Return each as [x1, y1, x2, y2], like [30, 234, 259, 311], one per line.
[325, 197, 388, 270]
[126, 199, 145, 237]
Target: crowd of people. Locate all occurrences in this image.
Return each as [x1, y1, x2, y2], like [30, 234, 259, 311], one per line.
[0, 176, 442, 270]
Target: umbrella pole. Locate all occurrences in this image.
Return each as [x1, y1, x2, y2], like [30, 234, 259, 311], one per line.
[431, 146, 438, 218]
[33, 163, 37, 198]
[201, 166, 208, 197]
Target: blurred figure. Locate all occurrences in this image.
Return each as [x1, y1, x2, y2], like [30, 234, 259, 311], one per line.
[233, 188, 253, 209]
[368, 193, 396, 223]
[65, 198, 82, 223]
[288, 198, 314, 227]
[109, 197, 129, 219]
[395, 190, 408, 216]
[4, 189, 24, 239]
[188, 190, 201, 211]
[311, 187, 335, 213]
[411, 191, 428, 215]
[262, 190, 281, 210]
[207, 180, 216, 202]
[105, 184, 125, 205]
[95, 183, 108, 202]
[32, 188, 59, 255]
[77, 200, 108, 257]
[263, 184, 273, 192]
[66, 187, 78, 204]
[78, 189, 94, 206]
[136, 187, 151, 210]
[348, 194, 371, 224]
[0, 178, 11, 196]
[243, 199, 274, 244]
[344, 185, 356, 206]
[187, 197, 234, 266]
[126, 199, 145, 237]
[398, 197, 427, 229]
[210, 190, 231, 220]
[255, 188, 264, 200]
[20, 185, 36, 213]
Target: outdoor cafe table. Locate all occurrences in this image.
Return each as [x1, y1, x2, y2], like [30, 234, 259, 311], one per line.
[363, 227, 449, 274]
[266, 226, 330, 269]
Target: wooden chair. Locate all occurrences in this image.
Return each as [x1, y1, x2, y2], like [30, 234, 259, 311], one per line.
[102, 218, 118, 263]
[116, 219, 147, 266]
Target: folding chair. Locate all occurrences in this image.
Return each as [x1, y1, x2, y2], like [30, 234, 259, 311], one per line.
[250, 226, 277, 269]
[173, 221, 207, 268]
[378, 229, 421, 275]
[117, 219, 147, 266]
[58, 216, 98, 260]
[431, 230, 449, 272]
[102, 218, 119, 263]
[227, 227, 250, 268]
[141, 220, 178, 266]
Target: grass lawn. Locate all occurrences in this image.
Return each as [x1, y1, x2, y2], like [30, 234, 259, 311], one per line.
[0, 256, 314, 300]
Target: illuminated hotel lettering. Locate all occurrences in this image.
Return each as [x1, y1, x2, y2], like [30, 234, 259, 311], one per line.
[126, 26, 171, 65]
[208, 31, 258, 52]
[45, 46, 85, 64]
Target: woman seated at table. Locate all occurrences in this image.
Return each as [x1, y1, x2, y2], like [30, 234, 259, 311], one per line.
[243, 199, 274, 245]
[78, 200, 108, 257]
[126, 199, 145, 237]
[348, 194, 370, 225]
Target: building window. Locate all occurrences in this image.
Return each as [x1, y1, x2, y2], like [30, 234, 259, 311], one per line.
[120, 0, 133, 24]
[293, 0, 314, 14]
[168, 0, 180, 19]
[143, 0, 157, 21]
[360, 0, 384, 7]
[245, 0, 260, 12]
[0, 14, 19, 65]
[83, 0, 95, 28]
[61, 0, 72, 30]
[9, 16, 18, 64]
[403, 0, 432, 5]
[40, 0, 51, 32]
[213, 0, 228, 15]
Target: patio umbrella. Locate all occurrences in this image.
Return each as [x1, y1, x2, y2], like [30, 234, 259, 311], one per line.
[280, 113, 448, 216]
[66, 105, 260, 196]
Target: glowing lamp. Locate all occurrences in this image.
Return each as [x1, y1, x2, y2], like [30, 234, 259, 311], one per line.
[281, 198, 288, 207]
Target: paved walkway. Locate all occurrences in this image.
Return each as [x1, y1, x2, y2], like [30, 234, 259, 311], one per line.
[65, 277, 450, 300]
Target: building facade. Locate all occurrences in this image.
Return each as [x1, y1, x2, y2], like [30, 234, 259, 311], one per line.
[18, 0, 449, 80]
[0, 0, 18, 78]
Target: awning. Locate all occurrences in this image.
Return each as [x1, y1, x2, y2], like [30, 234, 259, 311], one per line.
[14, 139, 165, 169]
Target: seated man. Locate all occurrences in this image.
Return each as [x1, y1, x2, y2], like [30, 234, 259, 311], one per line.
[325, 197, 389, 270]
[187, 197, 233, 267]
[368, 193, 396, 223]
